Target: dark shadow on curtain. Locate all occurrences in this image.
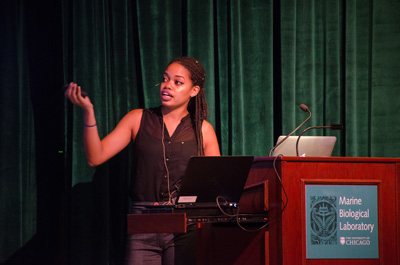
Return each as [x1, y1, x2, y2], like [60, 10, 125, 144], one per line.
[1, 1, 65, 264]
[2, 236, 46, 265]
[68, 150, 130, 265]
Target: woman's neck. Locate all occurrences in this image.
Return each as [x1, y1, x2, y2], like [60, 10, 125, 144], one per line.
[161, 106, 189, 122]
[161, 106, 189, 137]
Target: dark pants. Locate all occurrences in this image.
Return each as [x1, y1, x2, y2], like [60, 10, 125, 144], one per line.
[125, 204, 197, 265]
[125, 226, 197, 265]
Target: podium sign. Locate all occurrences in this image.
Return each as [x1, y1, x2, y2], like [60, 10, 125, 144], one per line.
[306, 185, 379, 259]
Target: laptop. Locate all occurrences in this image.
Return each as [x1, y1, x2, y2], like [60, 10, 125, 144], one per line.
[175, 156, 254, 208]
[272, 136, 336, 157]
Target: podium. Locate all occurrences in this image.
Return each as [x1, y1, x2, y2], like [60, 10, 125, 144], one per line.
[128, 157, 400, 265]
[217, 157, 400, 265]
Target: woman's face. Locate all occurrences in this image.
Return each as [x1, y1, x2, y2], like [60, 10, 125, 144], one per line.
[160, 62, 199, 111]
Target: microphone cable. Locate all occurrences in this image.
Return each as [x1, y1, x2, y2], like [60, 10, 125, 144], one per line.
[215, 196, 269, 232]
[273, 155, 289, 213]
[269, 104, 311, 157]
[161, 116, 174, 205]
[234, 156, 288, 232]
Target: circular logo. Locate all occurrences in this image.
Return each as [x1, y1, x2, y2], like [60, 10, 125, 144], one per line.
[310, 199, 337, 242]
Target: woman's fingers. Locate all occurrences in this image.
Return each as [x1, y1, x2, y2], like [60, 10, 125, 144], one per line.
[65, 82, 92, 108]
[67, 83, 79, 103]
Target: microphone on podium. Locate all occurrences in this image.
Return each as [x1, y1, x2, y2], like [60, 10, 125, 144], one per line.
[295, 124, 344, 156]
[269, 104, 312, 157]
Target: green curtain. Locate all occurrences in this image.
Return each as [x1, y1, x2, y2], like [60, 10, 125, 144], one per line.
[1, 0, 65, 264]
[0, 0, 37, 262]
[281, 0, 400, 157]
[1, 0, 400, 264]
[281, 0, 345, 155]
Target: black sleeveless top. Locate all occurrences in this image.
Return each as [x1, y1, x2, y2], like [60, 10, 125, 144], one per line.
[130, 107, 198, 202]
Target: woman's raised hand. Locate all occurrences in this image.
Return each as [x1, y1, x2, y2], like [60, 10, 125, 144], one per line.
[64, 82, 93, 111]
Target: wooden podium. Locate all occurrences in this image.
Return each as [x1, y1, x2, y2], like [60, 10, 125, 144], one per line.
[127, 157, 400, 265]
[197, 157, 400, 265]
[272, 156, 400, 265]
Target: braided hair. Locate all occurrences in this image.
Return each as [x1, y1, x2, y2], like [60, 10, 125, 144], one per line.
[167, 57, 209, 156]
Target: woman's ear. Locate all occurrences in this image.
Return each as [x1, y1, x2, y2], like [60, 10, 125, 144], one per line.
[191, 85, 200, 98]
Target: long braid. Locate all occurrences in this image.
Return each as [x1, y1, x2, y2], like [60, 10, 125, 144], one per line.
[168, 57, 208, 155]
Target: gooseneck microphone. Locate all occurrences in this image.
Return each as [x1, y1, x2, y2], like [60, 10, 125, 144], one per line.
[269, 104, 312, 156]
[295, 124, 344, 156]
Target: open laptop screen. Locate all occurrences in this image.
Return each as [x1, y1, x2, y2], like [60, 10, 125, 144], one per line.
[272, 136, 336, 157]
[176, 156, 254, 205]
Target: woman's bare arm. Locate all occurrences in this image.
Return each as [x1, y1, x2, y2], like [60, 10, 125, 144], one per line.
[202, 120, 221, 156]
[65, 82, 142, 166]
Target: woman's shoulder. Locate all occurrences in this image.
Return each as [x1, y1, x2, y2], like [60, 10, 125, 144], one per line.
[201, 119, 214, 131]
[125, 108, 144, 120]
[123, 107, 161, 127]
[201, 119, 217, 139]
[201, 120, 220, 156]
[130, 106, 161, 117]
[118, 109, 144, 140]
[118, 109, 143, 129]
